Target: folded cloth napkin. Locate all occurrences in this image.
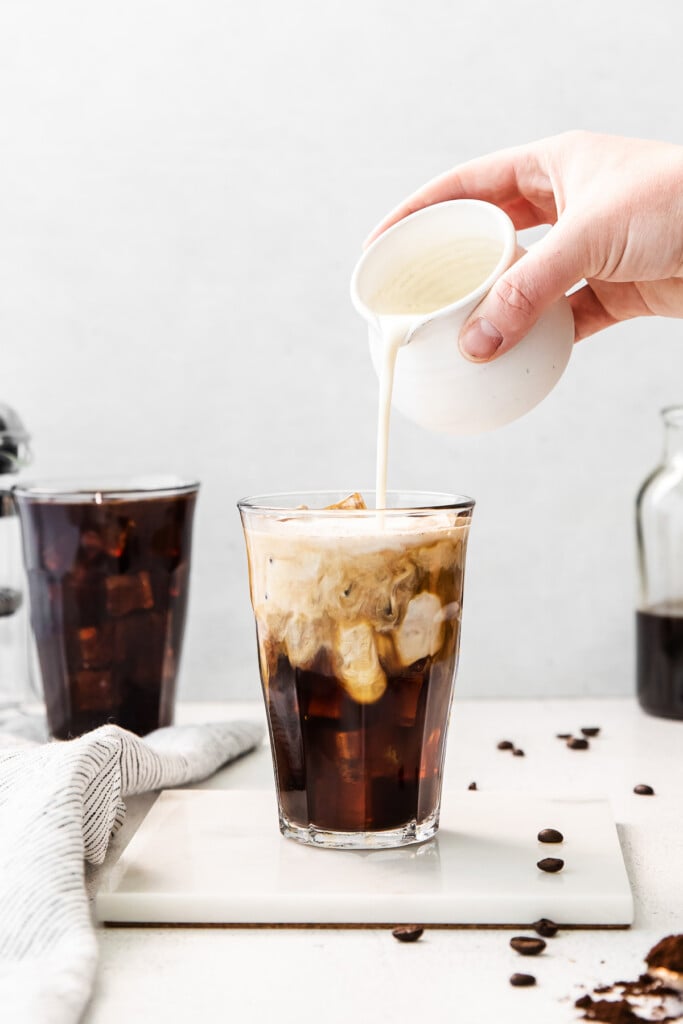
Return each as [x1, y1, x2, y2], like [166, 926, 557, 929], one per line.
[0, 714, 264, 1024]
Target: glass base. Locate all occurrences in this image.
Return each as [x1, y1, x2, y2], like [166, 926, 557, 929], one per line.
[279, 808, 439, 849]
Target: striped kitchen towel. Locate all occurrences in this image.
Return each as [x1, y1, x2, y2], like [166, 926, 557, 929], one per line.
[0, 715, 264, 1024]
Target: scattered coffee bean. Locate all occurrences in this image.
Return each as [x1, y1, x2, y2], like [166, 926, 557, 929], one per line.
[581, 727, 600, 737]
[533, 918, 559, 938]
[556, 733, 572, 739]
[391, 925, 424, 943]
[497, 740, 514, 750]
[512, 748, 525, 757]
[510, 973, 536, 987]
[537, 857, 564, 873]
[467, 782, 477, 791]
[574, 994, 592, 1009]
[567, 737, 589, 750]
[633, 784, 654, 796]
[537, 828, 563, 844]
[510, 936, 546, 956]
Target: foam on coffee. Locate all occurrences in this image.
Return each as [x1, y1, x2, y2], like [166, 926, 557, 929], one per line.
[245, 503, 468, 704]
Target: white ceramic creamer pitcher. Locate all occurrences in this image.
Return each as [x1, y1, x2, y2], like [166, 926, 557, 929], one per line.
[350, 200, 574, 435]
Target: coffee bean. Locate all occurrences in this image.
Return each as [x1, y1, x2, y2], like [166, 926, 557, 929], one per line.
[556, 733, 572, 739]
[633, 784, 654, 796]
[581, 727, 600, 737]
[510, 936, 546, 956]
[537, 857, 564, 873]
[497, 740, 514, 750]
[575, 994, 592, 1009]
[391, 926, 424, 943]
[537, 828, 563, 844]
[510, 973, 536, 987]
[512, 748, 525, 757]
[467, 782, 477, 791]
[533, 918, 559, 938]
[567, 737, 589, 750]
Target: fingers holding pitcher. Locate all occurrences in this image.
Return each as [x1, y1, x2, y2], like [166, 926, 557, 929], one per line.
[458, 222, 587, 362]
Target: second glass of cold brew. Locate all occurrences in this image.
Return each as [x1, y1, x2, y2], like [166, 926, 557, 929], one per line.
[239, 490, 474, 849]
[15, 476, 198, 739]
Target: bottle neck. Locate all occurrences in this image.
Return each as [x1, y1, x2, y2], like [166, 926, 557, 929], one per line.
[664, 412, 683, 464]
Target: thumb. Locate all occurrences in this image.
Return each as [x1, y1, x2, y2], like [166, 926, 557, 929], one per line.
[459, 223, 584, 361]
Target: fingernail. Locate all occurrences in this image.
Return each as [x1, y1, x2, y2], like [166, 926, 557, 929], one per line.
[460, 318, 504, 361]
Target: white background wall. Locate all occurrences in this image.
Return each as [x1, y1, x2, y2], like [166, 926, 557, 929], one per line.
[1, 0, 681, 701]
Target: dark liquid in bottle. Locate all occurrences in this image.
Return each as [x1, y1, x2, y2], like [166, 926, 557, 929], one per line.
[18, 491, 196, 738]
[262, 631, 457, 834]
[636, 603, 683, 720]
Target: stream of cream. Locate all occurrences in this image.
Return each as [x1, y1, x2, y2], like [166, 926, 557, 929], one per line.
[374, 316, 412, 511]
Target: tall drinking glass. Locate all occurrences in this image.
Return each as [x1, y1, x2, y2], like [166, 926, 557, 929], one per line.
[238, 490, 474, 849]
[14, 476, 198, 738]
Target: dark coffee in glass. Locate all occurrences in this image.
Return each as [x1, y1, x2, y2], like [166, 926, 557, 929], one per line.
[239, 490, 474, 849]
[15, 478, 198, 738]
[637, 603, 683, 720]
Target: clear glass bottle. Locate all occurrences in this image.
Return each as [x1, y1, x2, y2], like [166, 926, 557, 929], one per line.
[0, 403, 31, 710]
[636, 405, 683, 719]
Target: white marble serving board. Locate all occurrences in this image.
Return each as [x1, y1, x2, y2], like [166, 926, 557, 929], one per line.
[96, 789, 633, 927]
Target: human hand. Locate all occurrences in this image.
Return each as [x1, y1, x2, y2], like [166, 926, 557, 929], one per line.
[366, 131, 683, 361]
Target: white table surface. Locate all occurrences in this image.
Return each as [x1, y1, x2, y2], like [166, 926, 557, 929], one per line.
[83, 698, 683, 1024]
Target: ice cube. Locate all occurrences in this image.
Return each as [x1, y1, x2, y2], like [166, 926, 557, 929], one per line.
[79, 529, 105, 562]
[105, 571, 154, 617]
[336, 729, 362, 761]
[42, 525, 80, 574]
[102, 520, 129, 558]
[334, 622, 386, 704]
[324, 493, 367, 510]
[78, 624, 114, 668]
[63, 568, 106, 625]
[170, 561, 189, 599]
[263, 552, 325, 616]
[114, 612, 164, 680]
[307, 682, 344, 719]
[284, 615, 319, 669]
[394, 592, 444, 666]
[335, 729, 364, 783]
[394, 675, 424, 725]
[72, 669, 120, 712]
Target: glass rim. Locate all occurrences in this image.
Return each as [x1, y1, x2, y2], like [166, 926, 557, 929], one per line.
[13, 474, 200, 502]
[237, 489, 475, 515]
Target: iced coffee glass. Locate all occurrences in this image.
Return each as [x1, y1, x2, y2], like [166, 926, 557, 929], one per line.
[14, 476, 198, 739]
[238, 490, 474, 849]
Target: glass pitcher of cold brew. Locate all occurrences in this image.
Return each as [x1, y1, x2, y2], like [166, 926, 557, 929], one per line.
[636, 405, 683, 719]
